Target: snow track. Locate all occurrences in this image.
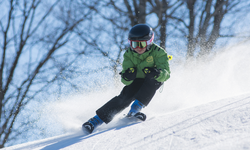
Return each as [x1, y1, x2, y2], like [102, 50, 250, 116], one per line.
[5, 94, 250, 150]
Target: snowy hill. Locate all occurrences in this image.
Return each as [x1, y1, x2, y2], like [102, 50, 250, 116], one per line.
[3, 43, 250, 150]
[3, 94, 250, 150]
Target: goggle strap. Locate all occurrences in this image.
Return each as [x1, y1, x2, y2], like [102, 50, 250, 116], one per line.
[147, 33, 154, 45]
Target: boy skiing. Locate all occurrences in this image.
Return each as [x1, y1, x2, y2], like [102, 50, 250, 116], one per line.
[82, 24, 170, 134]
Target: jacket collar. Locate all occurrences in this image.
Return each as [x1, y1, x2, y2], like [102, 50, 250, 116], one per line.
[131, 47, 152, 60]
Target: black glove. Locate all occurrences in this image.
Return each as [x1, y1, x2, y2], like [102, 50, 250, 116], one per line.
[142, 67, 161, 79]
[121, 67, 137, 81]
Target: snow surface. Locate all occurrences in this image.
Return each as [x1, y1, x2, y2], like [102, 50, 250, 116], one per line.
[3, 43, 250, 150]
[3, 94, 250, 150]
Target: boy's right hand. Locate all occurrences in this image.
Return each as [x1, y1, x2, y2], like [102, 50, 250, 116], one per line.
[121, 67, 137, 81]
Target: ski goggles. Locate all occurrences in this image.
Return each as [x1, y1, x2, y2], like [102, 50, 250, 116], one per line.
[128, 34, 154, 49]
[130, 41, 147, 48]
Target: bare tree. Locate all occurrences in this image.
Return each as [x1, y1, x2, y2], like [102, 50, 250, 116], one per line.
[0, 0, 89, 147]
[81, 0, 250, 64]
[73, 0, 132, 86]
[100, 0, 184, 49]
[147, 0, 184, 48]
[178, 0, 250, 59]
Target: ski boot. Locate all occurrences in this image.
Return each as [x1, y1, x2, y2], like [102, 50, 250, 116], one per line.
[127, 100, 147, 121]
[82, 115, 103, 134]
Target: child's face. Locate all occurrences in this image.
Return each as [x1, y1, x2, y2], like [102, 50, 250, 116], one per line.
[134, 47, 147, 54]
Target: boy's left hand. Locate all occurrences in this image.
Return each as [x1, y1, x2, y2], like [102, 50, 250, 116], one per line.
[142, 67, 161, 79]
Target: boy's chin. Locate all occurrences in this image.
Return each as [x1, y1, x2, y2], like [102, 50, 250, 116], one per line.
[135, 48, 146, 54]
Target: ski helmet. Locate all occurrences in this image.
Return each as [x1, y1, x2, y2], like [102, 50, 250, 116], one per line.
[128, 24, 154, 50]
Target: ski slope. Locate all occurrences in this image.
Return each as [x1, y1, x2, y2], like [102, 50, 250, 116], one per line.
[3, 94, 250, 150]
[3, 43, 250, 150]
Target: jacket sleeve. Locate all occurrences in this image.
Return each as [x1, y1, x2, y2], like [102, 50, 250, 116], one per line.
[121, 50, 135, 85]
[154, 48, 170, 82]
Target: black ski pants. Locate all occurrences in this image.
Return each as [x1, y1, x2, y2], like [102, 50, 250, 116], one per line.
[96, 78, 162, 124]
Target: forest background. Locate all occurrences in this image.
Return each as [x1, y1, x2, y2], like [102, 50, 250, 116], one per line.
[1, 0, 250, 148]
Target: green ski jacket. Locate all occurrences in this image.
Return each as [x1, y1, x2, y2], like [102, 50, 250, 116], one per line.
[121, 43, 170, 85]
